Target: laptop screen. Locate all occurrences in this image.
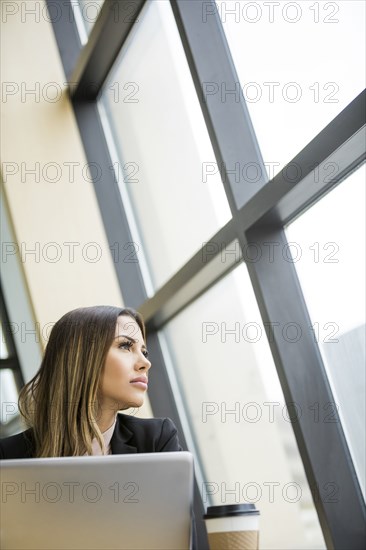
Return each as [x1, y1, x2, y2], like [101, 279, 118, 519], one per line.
[0, 451, 194, 549]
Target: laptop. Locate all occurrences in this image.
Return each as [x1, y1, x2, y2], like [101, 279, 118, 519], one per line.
[0, 451, 194, 550]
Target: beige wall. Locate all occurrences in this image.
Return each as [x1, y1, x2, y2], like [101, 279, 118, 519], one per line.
[1, 0, 123, 333]
[0, 0, 152, 416]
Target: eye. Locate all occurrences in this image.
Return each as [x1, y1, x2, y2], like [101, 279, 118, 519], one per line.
[142, 349, 149, 359]
[118, 340, 133, 350]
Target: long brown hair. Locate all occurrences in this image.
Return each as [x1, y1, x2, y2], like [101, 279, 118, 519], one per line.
[18, 305, 146, 458]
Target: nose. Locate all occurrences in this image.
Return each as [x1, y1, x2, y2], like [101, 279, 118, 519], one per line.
[136, 352, 151, 372]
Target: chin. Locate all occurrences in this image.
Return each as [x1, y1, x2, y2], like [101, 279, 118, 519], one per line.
[119, 397, 145, 409]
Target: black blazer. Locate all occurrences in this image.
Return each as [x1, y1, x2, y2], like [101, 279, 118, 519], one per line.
[0, 413, 182, 459]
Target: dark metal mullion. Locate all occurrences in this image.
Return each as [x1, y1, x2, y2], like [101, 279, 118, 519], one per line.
[241, 225, 366, 549]
[0, 358, 17, 370]
[70, 0, 146, 100]
[145, 333, 209, 548]
[140, 218, 238, 328]
[140, 94, 365, 331]
[45, 1, 146, 99]
[235, 91, 366, 230]
[170, 0, 267, 212]
[0, 286, 18, 361]
[72, 101, 147, 308]
[0, 286, 24, 392]
[45, 0, 82, 77]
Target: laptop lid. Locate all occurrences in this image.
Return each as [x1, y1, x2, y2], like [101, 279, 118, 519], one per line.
[0, 451, 194, 550]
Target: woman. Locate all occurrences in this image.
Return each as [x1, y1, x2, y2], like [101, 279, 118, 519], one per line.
[0, 305, 198, 547]
[0, 305, 181, 458]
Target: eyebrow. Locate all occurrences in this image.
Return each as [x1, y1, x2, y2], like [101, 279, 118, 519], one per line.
[114, 334, 148, 351]
[114, 334, 136, 342]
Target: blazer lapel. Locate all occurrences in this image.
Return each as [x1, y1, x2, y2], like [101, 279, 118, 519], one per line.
[110, 414, 137, 454]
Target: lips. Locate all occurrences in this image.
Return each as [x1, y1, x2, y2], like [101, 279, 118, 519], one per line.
[130, 377, 148, 384]
[130, 377, 148, 391]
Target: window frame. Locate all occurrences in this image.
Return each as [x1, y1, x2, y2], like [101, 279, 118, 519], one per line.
[0, 286, 24, 437]
[47, 1, 366, 547]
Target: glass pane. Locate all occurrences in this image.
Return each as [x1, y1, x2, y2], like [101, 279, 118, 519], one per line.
[0, 369, 19, 424]
[163, 263, 326, 549]
[217, 0, 365, 176]
[286, 163, 366, 501]
[0, 323, 9, 359]
[101, 0, 231, 292]
[77, 0, 105, 40]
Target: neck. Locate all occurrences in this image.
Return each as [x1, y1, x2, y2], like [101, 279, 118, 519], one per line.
[97, 410, 117, 434]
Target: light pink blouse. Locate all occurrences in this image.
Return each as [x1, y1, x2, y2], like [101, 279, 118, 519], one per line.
[84, 416, 117, 456]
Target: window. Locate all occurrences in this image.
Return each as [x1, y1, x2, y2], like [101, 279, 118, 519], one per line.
[101, 0, 231, 291]
[0, 185, 42, 437]
[76, 0, 105, 41]
[0, 370, 19, 426]
[163, 263, 326, 548]
[286, 162, 366, 501]
[48, 0, 366, 545]
[0, 322, 9, 359]
[217, 0, 366, 175]
[0, 292, 22, 437]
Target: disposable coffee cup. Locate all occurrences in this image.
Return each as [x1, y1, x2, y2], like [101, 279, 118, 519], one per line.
[204, 504, 260, 550]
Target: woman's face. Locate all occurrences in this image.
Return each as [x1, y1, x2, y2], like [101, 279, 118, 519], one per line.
[100, 315, 151, 411]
